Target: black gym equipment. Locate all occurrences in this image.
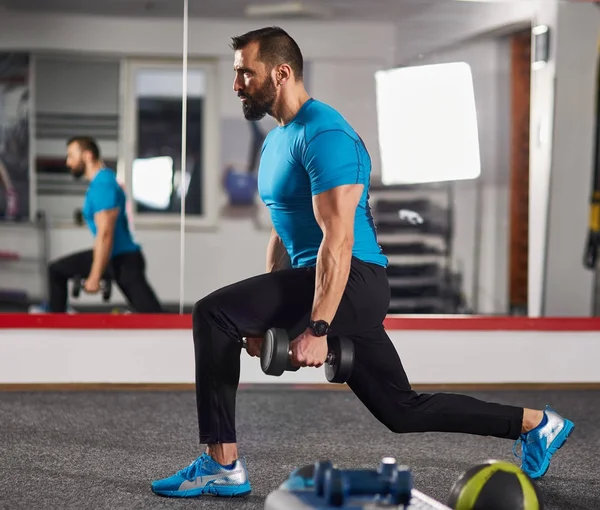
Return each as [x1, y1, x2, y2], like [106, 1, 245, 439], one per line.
[73, 208, 84, 226]
[241, 328, 355, 383]
[260, 328, 298, 375]
[71, 276, 112, 302]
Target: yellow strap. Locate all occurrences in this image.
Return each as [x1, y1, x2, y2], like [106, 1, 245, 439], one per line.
[590, 203, 600, 232]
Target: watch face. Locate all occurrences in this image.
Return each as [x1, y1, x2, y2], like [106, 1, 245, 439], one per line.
[312, 320, 329, 336]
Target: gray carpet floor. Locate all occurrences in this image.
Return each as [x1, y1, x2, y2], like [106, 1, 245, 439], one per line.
[1, 388, 598, 510]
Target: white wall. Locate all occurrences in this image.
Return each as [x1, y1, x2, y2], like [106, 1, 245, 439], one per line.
[0, 12, 396, 306]
[0, 222, 48, 303]
[35, 56, 120, 117]
[310, 61, 385, 178]
[0, 13, 397, 62]
[2, 327, 598, 384]
[394, 1, 534, 63]
[542, 1, 600, 316]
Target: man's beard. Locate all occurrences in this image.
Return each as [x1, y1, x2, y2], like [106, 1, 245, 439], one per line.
[239, 78, 277, 121]
[71, 165, 85, 180]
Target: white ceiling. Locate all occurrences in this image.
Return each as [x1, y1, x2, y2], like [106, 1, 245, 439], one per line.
[0, 0, 446, 22]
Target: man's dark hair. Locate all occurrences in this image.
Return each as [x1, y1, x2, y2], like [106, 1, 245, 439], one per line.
[67, 136, 100, 160]
[231, 26, 303, 80]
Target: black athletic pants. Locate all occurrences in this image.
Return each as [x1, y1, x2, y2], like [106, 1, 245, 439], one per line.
[48, 249, 163, 313]
[192, 257, 524, 444]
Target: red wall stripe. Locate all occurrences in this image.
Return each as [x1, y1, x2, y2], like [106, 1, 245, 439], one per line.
[2, 314, 600, 331]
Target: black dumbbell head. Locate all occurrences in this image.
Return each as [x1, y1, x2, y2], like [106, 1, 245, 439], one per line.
[71, 277, 83, 298]
[325, 336, 355, 383]
[74, 208, 84, 226]
[102, 279, 112, 301]
[261, 328, 290, 377]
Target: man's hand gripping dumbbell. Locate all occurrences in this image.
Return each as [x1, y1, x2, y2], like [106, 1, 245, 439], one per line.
[241, 328, 354, 384]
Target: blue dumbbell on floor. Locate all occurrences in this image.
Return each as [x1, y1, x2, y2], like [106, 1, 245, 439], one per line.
[313, 460, 334, 496]
[312, 458, 407, 498]
[322, 457, 413, 507]
[280, 464, 317, 490]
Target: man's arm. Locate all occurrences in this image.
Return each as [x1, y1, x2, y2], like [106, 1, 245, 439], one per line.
[0, 159, 14, 190]
[302, 129, 365, 327]
[244, 228, 290, 348]
[0, 159, 18, 218]
[88, 208, 118, 281]
[266, 228, 291, 272]
[310, 184, 362, 324]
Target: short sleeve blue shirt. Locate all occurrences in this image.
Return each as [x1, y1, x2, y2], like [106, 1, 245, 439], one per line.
[82, 168, 140, 258]
[257, 98, 387, 268]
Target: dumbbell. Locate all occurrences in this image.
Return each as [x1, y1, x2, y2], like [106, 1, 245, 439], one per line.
[313, 458, 397, 498]
[73, 208, 84, 226]
[313, 460, 334, 496]
[279, 463, 317, 491]
[249, 328, 355, 383]
[319, 457, 413, 508]
[242, 330, 300, 375]
[72, 276, 112, 302]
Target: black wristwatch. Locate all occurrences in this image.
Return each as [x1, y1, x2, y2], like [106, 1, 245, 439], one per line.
[309, 319, 330, 337]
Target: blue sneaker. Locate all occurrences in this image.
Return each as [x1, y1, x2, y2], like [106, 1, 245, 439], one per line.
[151, 453, 252, 498]
[513, 405, 575, 479]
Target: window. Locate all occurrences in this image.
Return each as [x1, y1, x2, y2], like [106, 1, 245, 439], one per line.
[121, 59, 219, 227]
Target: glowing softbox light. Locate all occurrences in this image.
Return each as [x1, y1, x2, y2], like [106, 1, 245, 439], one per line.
[132, 156, 173, 209]
[375, 62, 481, 185]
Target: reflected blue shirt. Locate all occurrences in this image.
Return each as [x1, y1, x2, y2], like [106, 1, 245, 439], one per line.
[82, 168, 140, 258]
[257, 98, 387, 268]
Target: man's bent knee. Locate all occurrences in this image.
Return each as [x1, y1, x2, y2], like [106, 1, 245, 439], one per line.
[192, 293, 232, 338]
[48, 260, 64, 278]
[192, 294, 217, 323]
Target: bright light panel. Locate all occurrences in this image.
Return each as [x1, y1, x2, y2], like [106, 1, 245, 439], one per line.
[375, 62, 481, 185]
[132, 156, 173, 209]
[135, 69, 206, 98]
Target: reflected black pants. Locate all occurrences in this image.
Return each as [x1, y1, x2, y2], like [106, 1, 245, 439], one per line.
[48, 249, 163, 313]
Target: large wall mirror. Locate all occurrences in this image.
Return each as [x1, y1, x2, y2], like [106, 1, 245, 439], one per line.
[0, 1, 598, 318]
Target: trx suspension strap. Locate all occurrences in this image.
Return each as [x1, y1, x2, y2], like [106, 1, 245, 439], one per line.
[584, 34, 600, 270]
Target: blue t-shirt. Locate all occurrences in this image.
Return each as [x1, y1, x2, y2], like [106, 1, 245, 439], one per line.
[258, 98, 388, 269]
[82, 168, 140, 258]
